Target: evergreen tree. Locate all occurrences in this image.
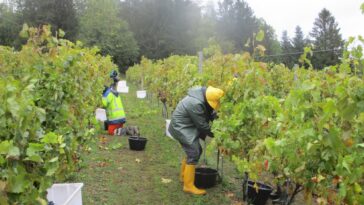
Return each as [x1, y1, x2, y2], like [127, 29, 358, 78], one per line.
[280, 30, 294, 68]
[291, 26, 307, 66]
[310, 8, 343, 69]
[292, 26, 305, 53]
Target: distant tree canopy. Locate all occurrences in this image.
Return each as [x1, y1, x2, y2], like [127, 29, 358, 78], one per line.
[78, 0, 139, 72]
[277, 8, 344, 69]
[120, 0, 201, 59]
[277, 26, 310, 67]
[0, 4, 21, 47]
[15, 0, 79, 41]
[0, 0, 348, 70]
[216, 0, 258, 53]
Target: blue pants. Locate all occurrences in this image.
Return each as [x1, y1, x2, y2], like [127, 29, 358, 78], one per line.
[180, 137, 202, 165]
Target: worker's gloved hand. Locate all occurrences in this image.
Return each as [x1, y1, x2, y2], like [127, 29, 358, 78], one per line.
[210, 111, 218, 121]
[198, 133, 207, 141]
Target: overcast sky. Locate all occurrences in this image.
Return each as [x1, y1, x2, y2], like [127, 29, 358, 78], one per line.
[199, 0, 364, 40]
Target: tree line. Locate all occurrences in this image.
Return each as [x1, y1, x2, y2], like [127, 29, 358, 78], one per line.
[0, 0, 345, 71]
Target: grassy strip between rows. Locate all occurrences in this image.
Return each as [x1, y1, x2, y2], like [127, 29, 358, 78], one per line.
[71, 84, 242, 205]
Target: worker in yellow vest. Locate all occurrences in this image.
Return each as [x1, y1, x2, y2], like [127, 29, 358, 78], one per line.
[102, 70, 126, 135]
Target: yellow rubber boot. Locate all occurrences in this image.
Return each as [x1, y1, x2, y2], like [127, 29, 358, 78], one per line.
[180, 158, 187, 182]
[183, 165, 206, 195]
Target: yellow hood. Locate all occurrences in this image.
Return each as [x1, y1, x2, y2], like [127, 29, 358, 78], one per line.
[206, 86, 224, 110]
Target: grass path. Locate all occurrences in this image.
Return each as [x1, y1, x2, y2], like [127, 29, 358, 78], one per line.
[73, 85, 243, 205]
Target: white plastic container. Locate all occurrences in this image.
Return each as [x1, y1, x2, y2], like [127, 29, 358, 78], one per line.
[47, 183, 84, 205]
[118, 80, 127, 88]
[136, 90, 147, 99]
[117, 86, 129, 93]
[116, 81, 129, 93]
[165, 119, 174, 140]
[95, 108, 107, 122]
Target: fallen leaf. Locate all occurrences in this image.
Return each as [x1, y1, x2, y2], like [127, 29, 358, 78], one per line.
[161, 178, 172, 184]
[99, 136, 108, 144]
[316, 197, 328, 204]
[109, 143, 123, 150]
[96, 162, 108, 167]
[225, 192, 235, 198]
[0, 180, 6, 191]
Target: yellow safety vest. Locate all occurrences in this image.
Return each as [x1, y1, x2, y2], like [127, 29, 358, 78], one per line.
[102, 88, 126, 123]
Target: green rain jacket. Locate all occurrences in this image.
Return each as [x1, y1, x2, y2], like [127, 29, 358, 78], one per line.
[168, 87, 214, 145]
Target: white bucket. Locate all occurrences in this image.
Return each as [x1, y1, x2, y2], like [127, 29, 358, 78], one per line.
[95, 108, 107, 122]
[47, 183, 84, 205]
[136, 90, 147, 99]
[118, 80, 127, 88]
[117, 86, 129, 93]
[165, 119, 174, 140]
[116, 81, 128, 93]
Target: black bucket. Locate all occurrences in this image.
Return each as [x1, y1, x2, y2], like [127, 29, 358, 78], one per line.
[243, 180, 273, 205]
[194, 167, 218, 189]
[128, 136, 147, 151]
[104, 121, 108, 130]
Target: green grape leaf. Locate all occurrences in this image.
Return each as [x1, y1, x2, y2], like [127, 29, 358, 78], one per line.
[323, 98, 336, 114]
[256, 30, 265, 42]
[339, 183, 347, 198]
[8, 146, 20, 158]
[6, 174, 26, 193]
[24, 155, 43, 163]
[46, 163, 59, 176]
[0, 156, 5, 165]
[0, 141, 11, 154]
[341, 104, 356, 120]
[36, 108, 46, 123]
[41, 132, 58, 144]
[7, 97, 20, 119]
[26, 143, 45, 156]
[49, 157, 59, 163]
[109, 143, 123, 150]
